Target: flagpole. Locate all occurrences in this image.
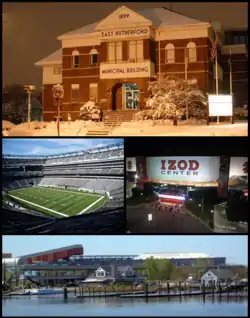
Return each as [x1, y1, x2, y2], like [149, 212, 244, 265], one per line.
[215, 32, 219, 123]
[229, 49, 232, 95]
[158, 30, 161, 79]
[185, 48, 189, 120]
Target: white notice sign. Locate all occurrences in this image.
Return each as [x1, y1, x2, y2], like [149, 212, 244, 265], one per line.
[208, 95, 233, 117]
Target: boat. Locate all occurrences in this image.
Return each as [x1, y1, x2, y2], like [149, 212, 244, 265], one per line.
[22, 288, 64, 295]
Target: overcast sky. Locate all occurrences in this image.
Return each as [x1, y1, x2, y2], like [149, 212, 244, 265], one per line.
[3, 2, 248, 87]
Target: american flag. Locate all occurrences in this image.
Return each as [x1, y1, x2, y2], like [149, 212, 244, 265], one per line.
[211, 31, 218, 61]
[228, 48, 232, 66]
[211, 38, 217, 61]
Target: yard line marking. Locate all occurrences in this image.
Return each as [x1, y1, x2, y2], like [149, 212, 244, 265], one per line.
[77, 196, 105, 215]
[36, 187, 102, 197]
[9, 194, 68, 217]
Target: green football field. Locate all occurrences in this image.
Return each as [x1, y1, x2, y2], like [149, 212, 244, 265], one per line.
[8, 187, 109, 217]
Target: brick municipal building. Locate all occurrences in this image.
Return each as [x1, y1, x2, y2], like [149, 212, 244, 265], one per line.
[35, 6, 248, 121]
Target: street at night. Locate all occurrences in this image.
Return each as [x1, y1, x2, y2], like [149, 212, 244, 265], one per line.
[127, 203, 213, 234]
[213, 203, 248, 233]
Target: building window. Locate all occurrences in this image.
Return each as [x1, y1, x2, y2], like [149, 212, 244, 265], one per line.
[186, 42, 197, 62]
[72, 50, 80, 68]
[165, 43, 175, 63]
[108, 42, 115, 63]
[53, 67, 62, 74]
[137, 40, 143, 61]
[96, 270, 105, 277]
[90, 49, 98, 65]
[128, 40, 144, 62]
[116, 42, 123, 62]
[89, 83, 98, 101]
[107, 42, 124, 63]
[239, 35, 246, 44]
[129, 41, 137, 61]
[71, 84, 80, 102]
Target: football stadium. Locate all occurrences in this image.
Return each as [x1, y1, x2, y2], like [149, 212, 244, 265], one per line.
[2, 141, 124, 233]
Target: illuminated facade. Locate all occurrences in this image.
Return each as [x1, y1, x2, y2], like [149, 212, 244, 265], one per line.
[35, 6, 248, 121]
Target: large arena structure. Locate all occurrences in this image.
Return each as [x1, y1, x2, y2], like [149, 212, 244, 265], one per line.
[126, 156, 248, 204]
[3, 246, 226, 270]
[2, 142, 124, 218]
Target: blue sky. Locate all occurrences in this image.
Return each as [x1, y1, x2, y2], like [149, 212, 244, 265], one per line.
[2, 138, 123, 156]
[2, 236, 248, 265]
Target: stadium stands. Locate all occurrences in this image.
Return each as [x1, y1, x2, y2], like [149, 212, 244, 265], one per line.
[2, 143, 124, 233]
[2, 206, 124, 234]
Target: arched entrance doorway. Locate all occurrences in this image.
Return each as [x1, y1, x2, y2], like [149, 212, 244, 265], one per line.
[112, 83, 140, 111]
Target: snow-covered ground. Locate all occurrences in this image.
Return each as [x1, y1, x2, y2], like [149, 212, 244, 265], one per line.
[2, 119, 248, 136]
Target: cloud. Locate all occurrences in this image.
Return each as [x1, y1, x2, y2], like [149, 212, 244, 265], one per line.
[3, 138, 124, 156]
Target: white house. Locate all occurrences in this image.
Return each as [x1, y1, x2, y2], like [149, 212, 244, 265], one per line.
[201, 269, 234, 286]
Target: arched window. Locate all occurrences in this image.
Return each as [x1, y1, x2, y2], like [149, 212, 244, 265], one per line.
[165, 43, 175, 63]
[72, 50, 80, 68]
[90, 48, 98, 65]
[186, 42, 197, 62]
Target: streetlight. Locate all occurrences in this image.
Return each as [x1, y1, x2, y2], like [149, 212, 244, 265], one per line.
[24, 85, 36, 129]
[52, 84, 64, 136]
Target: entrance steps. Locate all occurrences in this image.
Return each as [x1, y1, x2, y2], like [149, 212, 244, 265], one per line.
[103, 110, 138, 127]
[86, 128, 111, 136]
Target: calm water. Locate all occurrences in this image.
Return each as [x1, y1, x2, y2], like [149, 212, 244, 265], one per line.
[2, 295, 248, 317]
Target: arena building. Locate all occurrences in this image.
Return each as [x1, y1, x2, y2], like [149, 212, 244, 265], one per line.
[2, 246, 226, 269]
[2, 245, 84, 266]
[126, 156, 248, 204]
[35, 5, 248, 121]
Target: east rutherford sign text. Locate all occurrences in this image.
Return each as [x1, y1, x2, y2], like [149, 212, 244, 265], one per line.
[101, 28, 149, 39]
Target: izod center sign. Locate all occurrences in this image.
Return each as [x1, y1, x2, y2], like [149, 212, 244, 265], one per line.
[146, 156, 220, 183]
[100, 61, 154, 79]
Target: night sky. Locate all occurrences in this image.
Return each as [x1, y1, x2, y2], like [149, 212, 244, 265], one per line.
[125, 137, 248, 157]
[3, 2, 248, 88]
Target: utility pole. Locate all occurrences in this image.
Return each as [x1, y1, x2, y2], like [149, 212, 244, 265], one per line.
[24, 85, 36, 128]
[52, 84, 64, 137]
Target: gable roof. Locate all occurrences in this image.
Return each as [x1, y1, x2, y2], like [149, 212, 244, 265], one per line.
[35, 49, 62, 67]
[206, 269, 234, 279]
[57, 6, 209, 40]
[36, 6, 210, 67]
[96, 266, 111, 273]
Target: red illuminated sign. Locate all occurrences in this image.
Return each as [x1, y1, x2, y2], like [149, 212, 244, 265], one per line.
[161, 159, 199, 175]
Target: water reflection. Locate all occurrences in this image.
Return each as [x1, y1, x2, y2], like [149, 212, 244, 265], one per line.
[3, 295, 248, 317]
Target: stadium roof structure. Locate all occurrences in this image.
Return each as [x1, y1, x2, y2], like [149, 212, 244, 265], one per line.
[135, 253, 211, 260]
[2, 141, 124, 159]
[17, 245, 83, 258]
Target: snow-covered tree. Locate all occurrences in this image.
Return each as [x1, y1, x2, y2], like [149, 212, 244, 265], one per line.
[79, 100, 101, 120]
[135, 75, 207, 121]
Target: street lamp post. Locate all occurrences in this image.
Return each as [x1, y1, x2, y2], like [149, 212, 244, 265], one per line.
[24, 85, 36, 128]
[52, 84, 64, 136]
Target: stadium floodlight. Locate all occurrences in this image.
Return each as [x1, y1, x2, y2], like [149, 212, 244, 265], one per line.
[24, 85, 36, 129]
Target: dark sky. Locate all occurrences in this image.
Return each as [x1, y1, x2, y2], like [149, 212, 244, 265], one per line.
[3, 2, 248, 88]
[125, 137, 248, 157]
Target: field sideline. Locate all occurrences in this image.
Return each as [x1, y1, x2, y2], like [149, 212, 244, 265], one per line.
[8, 187, 108, 217]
